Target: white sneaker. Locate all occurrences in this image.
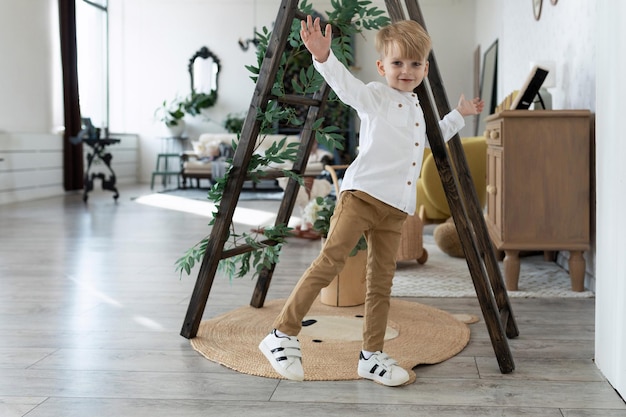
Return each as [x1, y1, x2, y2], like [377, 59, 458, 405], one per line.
[357, 351, 410, 386]
[259, 330, 304, 381]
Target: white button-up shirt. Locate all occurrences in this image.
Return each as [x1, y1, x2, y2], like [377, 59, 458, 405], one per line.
[314, 50, 465, 215]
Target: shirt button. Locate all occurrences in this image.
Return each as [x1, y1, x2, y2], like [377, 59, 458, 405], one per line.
[398, 103, 403, 108]
[407, 181, 412, 186]
[414, 142, 419, 146]
[412, 162, 416, 166]
[415, 122, 419, 126]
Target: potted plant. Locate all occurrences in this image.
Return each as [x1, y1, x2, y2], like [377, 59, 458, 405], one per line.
[305, 196, 367, 306]
[223, 112, 246, 134]
[174, 0, 390, 289]
[155, 98, 186, 137]
[305, 196, 367, 253]
[183, 90, 218, 117]
[155, 90, 218, 137]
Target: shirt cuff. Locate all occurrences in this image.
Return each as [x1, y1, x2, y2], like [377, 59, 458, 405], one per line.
[446, 109, 465, 129]
[313, 49, 338, 74]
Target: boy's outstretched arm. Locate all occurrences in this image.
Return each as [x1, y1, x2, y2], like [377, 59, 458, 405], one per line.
[456, 94, 485, 117]
[300, 15, 332, 63]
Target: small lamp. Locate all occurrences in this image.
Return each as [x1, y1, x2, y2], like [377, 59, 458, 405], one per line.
[530, 61, 556, 110]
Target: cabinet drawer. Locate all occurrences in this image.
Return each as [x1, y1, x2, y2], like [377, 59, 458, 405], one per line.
[486, 147, 503, 245]
[485, 121, 502, 146]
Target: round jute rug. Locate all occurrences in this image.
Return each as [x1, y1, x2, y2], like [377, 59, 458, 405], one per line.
[190, 298, 471, 384]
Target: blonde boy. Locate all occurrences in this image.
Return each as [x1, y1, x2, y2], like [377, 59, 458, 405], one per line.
[259, 16, 483, 386]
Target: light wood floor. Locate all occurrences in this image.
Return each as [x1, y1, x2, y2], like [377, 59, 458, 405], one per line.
[1, 184, 624, 417]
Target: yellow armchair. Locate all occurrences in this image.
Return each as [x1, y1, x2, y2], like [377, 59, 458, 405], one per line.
[416, 136, 487, 223]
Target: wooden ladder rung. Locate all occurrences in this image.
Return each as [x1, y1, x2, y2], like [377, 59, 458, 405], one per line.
[273, 94, 323, 107]
[221, 240, 278, 259]
[244, 170, 311, 184]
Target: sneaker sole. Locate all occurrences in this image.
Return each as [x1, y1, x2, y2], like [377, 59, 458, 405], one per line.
[258, 340, 304, 381]
[358, 367, 410, 387]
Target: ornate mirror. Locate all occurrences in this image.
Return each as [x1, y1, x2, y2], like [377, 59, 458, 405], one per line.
[188, 46, 221, 98]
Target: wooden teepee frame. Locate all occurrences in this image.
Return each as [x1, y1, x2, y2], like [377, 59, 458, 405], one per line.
[180, 0, 518, 374]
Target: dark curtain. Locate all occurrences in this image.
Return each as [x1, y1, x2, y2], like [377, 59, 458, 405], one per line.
[58, 0, 83, 190]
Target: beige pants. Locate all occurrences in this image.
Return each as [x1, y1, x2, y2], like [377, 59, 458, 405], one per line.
[273, 190, 407, 352]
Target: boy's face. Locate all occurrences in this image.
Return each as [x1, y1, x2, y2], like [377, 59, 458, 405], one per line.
[376, 42, 429, 93]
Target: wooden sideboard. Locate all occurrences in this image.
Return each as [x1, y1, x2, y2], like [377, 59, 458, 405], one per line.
[484, 110, 592, 291]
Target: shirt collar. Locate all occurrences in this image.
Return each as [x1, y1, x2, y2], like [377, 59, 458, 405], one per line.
[389, 87, 420, 104]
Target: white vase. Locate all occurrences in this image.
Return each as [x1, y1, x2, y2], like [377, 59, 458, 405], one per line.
[166, 120, 186, 138]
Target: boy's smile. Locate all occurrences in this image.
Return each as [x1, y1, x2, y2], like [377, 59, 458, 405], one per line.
[376, 43, 429, 93]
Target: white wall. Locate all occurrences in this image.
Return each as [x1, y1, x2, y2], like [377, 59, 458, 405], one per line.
[0, 0, 57, 133]
[107, 0, 478, 183]
[0, 0, 139, 204]
[108, 0, 273, 183]
[0, 0, 65, 203]
[476, 0, 595, 112]
[500, 1, 595, 112]
[474, 0, 501, 62]
[0, 0, 477, 201]
[595, 0, 626, 399]
[355, 0, 477, 132]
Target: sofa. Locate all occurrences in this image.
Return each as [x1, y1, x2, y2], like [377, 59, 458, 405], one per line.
[180, 133, 333, 188]
[416, 136, 487, 223]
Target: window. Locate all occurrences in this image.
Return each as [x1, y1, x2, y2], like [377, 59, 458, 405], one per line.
[76, 0, 109, 133]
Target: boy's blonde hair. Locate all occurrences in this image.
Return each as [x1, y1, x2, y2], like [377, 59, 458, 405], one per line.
[375, 20, 431, 61]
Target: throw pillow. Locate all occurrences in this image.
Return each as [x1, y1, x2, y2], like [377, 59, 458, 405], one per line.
[192, 140, 221, 160]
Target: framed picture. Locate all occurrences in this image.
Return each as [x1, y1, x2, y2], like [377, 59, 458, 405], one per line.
[510, 65, 550, 110]
[475, 40, 498, 136]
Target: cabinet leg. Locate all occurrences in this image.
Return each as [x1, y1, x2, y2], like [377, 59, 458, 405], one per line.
[503, 250, 521, 291]
[568, 251, 586, 292]
[543, 251, 557, 262]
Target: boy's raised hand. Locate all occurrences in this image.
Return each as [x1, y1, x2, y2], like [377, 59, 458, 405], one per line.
[456, 94, 485, 117]
[301, 15, 332, 63]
